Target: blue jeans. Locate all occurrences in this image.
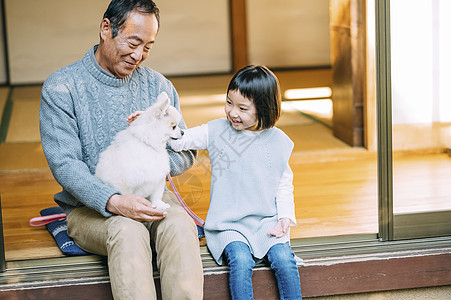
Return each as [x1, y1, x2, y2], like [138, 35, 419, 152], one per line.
[223, 241, 302, 300]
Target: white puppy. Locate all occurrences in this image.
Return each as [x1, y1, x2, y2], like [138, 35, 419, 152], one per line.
[95, 92, 183, 210]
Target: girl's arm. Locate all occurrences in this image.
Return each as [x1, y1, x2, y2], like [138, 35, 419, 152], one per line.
[276, 163, 296, 225]
[128, 113, 209, 152]
[268, 163, 296, 237]
[168, 123, 209, 151]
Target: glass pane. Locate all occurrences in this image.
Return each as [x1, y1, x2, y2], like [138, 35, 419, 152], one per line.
[177, 0, 379, 239]
[391, 0, 451, 217]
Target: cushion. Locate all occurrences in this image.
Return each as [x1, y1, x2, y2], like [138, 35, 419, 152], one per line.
[40, 207, 89, 256]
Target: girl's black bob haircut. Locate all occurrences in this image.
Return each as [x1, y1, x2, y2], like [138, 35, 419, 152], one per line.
[227, 65, 281, 130]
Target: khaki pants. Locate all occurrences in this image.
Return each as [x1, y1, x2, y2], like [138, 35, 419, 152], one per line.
[67, 191, 204, 300]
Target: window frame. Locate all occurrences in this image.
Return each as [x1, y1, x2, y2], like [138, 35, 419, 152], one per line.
[379, 0, 451, 241]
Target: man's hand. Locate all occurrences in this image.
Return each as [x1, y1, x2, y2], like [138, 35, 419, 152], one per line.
[106, 194, 167, 222]
[268, 217, 290, 238]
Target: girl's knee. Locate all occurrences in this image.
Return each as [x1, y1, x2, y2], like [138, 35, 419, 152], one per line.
[224, 242, 255, 268]
[267, 243, 296, 268]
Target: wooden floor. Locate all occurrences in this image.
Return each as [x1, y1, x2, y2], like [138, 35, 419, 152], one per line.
[1, 69, 450, 261]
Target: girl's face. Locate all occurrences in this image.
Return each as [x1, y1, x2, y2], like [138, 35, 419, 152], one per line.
[225, 90, 258, 131]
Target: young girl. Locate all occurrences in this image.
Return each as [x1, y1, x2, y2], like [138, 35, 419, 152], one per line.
[131, 65, 302, 299]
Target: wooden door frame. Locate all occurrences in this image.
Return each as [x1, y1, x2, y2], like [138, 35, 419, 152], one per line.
[329, 0, 367, 147]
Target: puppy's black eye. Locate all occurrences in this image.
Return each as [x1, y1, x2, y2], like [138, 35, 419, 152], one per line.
[172, 125, 176, 130]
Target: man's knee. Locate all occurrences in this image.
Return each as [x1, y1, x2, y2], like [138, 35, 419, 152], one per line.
[107, 216, 151, 251]
[160, 206, 197, 236]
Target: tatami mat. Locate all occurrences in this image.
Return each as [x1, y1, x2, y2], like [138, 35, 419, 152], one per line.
[0, 87, 9, 118]
[5, 86, 41, 143]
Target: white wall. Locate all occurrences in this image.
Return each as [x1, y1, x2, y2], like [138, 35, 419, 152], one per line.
[391, 0, 451, 124]
[1, 0, 331, 84]
[4, 0, 231, 83]
[247, 0, 330, 68]
[391, 0, 433, 125]
[390, 0, 451, 150]
[437, 0, 451, 122]
[145, 0, 231, 76]
[5, 0, 109, 85]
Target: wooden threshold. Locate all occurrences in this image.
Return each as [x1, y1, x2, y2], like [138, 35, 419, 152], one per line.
[1, 237, 450, 299]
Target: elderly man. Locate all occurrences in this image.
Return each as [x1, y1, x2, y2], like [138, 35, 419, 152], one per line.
[39, 0, 203, 299]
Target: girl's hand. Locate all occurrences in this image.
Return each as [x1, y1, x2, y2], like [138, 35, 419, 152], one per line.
[127, 111, 144, 125]
[268, 217, 290, 238]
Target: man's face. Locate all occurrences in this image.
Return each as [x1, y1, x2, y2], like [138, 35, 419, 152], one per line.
[96, 11, 159, 78]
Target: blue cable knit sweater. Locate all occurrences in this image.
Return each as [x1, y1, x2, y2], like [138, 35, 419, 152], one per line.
[39, 45, 196, 217]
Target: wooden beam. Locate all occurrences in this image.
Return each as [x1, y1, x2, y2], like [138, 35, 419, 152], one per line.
[230, 0, 248, 72]
[329, 0, 366, 146]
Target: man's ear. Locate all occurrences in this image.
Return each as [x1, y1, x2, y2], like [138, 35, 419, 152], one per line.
[99, 18, 112, 41]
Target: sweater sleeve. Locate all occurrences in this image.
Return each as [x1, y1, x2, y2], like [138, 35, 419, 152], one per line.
[276, 163, 297, 225]
[168, 123, 209, 152]
[39, 74, 118, 217]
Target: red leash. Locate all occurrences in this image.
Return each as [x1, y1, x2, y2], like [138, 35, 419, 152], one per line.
[29, 213, 67, 226]
[30, 176, 205, 227]
[167, 173, 205, 226]
[30, 175, 204, 227]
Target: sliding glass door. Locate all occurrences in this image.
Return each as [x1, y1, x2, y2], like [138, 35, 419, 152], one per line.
[377, 0, 451, 240]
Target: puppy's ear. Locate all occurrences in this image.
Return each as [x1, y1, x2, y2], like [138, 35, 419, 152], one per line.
[157, 91, 169, 103]
[156, 92, 170, 118]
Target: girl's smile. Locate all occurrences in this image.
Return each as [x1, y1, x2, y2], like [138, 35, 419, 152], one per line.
[225, 90, 258, 131]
